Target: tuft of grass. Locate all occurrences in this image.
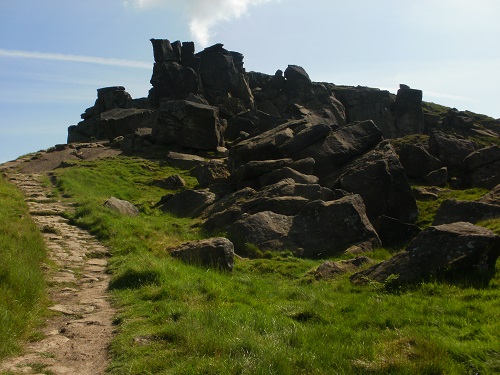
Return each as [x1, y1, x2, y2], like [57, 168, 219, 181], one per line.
[0, 176, 48, 359]
[53, 155, 500, 375]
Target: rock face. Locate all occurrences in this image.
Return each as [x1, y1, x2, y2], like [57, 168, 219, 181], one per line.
[103, 197, 139, 216]
[170, 237, 235, 271]
[351, 222, 500, 285]
[152, 100, 223, 150]
[394, 85, 424, 136]
[327, 141, 418, 223]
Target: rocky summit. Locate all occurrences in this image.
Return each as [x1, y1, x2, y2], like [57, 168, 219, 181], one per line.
[66, 38, 500, 284]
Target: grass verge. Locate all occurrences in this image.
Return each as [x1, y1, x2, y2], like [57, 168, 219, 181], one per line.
[0, 176, 48, 359]
[53, 156, 500, 374]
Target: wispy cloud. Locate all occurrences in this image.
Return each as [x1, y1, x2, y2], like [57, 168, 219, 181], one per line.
[124, 0, 277, 47]
[0, 49, 151, 69]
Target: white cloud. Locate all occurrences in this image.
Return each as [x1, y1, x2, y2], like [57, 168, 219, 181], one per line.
[124, 0, 277, 47]
[0, 49, 151, 69]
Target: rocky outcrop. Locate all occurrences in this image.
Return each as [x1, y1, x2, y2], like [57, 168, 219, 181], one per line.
[68, 87, 155, 143]
[351, 222, 500, 285]
[63, 37, 500, 272]
[170, 237, 235, 271]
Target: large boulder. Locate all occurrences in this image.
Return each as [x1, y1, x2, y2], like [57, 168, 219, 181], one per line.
[227, 194, 381, 258]
[152, 100, 223, 150]
[327, 141, 419, 223]
[170, 237, 235, 271]
[288, 195, 381, 258]
[194, 160, 231, 188]
[294, 120, 384, 180]
[202, 179, 342, 232]
[432, 199, 500, 225]
[429, 131, 478, 174]
[158, 189, 216, 218]
[351, 222, 500, 285]
[233, 157, 315, 188]
[462, 146, 500, 189]
[395, 143, 443, 179]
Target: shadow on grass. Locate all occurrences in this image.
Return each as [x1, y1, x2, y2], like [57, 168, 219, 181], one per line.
[109, 268, 162, 290]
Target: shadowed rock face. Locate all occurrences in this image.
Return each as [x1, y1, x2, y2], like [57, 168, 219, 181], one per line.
[170, 237, 235, 272]
[351, 222, 500, 285]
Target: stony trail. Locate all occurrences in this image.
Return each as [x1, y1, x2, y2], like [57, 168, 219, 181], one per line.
[0, 173, 115, 375]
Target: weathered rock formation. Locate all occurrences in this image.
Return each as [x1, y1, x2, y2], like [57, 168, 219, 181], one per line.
[65, 38, 500, 275]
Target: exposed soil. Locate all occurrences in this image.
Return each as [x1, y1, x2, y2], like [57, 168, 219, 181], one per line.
[0, 145, 119, 375]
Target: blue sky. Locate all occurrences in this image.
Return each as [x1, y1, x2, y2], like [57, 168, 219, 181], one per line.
[1, 0, 499, 163]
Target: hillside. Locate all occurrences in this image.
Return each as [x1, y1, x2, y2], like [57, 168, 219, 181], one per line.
[1, 39, 499, 374]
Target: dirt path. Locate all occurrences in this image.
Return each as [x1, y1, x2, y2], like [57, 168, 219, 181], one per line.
[0, 172, 115, 375]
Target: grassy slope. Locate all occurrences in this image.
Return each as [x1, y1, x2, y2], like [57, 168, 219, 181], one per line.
[0, 176, 47, 359]
[53, 156, 500, 375]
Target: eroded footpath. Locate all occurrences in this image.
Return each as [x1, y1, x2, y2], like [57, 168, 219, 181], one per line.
[0, 173, 115, 375]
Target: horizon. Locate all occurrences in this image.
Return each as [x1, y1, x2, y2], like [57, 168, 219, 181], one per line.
[1, 0, 499, 163]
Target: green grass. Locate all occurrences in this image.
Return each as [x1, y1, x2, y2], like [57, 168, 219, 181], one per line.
[415, 186, 489, 228]
[0, 176, 48, 359]
[52, 156, 500, 374]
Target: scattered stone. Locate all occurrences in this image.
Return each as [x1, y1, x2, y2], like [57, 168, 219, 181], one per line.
[103, 197, 139, 216]
[312, 257, 373, 280]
